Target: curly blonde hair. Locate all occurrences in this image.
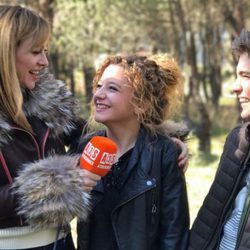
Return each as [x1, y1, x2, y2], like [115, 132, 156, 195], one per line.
[89, 54, 184, 134]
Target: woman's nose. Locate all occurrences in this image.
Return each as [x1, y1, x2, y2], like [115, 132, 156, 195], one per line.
[38, 52, 49, 67]
[94, 87, 106, 99]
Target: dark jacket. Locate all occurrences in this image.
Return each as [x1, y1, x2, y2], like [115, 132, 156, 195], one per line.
[0, 71, 85, 229]
[189, 122, 250, 250]
[75, 127, 190, 250]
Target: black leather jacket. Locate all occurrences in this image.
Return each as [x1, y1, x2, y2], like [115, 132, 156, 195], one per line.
[74, 127, 190, 250]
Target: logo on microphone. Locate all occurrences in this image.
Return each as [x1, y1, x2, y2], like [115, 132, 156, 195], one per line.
[100, 152, 116, 166]
[83, 141, 100, 161]
[80, 136, 118, 177]
[82, 141, 116, 168]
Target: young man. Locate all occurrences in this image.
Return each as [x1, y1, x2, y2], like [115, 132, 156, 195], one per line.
[189, 29, 250, 250]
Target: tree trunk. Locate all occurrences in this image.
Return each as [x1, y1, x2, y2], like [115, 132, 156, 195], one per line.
[195, 102, 211, 152]
[49, 50, 59, 77]
[69, 67, 75, 96]
[83, 66, 95, 111]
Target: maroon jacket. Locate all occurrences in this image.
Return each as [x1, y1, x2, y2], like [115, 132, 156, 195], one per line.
[0, 71, 85, 228]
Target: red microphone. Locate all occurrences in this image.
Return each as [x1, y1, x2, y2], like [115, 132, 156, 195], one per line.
[80, 136, 118, 177]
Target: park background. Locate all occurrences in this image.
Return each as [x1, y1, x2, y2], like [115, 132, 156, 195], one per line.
[1, 0, 250, 244]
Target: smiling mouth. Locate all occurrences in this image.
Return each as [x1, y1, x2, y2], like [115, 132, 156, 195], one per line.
[239, 98, 250, 104]
[96, 103, 110, 109]
[30, 70, 41, 75]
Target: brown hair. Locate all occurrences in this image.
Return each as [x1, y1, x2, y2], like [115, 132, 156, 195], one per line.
[89, 54, 184, 135]
[0, 5, 50, 132]
[232, 29, 250, 61]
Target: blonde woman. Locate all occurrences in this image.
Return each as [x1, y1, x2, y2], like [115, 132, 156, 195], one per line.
[0, 5, 100, 250]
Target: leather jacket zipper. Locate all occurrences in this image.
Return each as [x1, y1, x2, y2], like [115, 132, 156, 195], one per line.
[151, 190, 157, 226]
[111, 184, 155, 249]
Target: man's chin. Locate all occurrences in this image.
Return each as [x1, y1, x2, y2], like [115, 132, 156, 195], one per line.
[241, 114, 250, 122]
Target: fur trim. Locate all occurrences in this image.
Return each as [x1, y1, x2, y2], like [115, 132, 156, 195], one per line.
[23, 70, 80, 137]
[158, 120, 189, 141]
[0, 70, 80, 148]
[0, 113, 12, 148]
[12, 155, 90, 229]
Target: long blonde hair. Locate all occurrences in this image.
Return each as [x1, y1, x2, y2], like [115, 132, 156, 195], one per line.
[0, 5, 50, 132]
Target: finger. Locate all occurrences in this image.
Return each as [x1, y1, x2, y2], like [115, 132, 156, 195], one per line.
[180, 153, 191, 173]
[81, 169, 102, 181]
[178, 154, 188, 166]
[82, 178, 99, 188]
[178, 163, 187, 173]
[82, 186, 94, 193]
[172, 138, 188, 159]
[180, 159, 189, 173]
[182, 162, 189, 173]
[177, 142, 188, 160]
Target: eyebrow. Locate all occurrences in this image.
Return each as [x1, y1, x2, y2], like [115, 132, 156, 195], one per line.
[100, 78, 125, 86]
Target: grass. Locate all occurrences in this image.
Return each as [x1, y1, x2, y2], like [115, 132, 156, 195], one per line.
[186, 127, 229, 225]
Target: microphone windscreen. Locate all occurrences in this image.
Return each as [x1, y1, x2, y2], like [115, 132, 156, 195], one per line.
[80, 136, 117, 177]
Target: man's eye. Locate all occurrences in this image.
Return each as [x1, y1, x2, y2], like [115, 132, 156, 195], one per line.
[241, 74, 250, 79]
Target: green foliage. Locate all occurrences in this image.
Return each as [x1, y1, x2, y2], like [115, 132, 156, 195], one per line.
[51, 0, 102, 67]
[49, 0, 182, 71]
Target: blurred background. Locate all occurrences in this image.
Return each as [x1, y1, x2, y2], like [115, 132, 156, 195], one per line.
[1, 0, 250, 230]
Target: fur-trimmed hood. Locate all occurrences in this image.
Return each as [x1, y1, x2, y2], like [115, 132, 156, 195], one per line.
[0, 70, 80, 148]
[158, 120, 190, 141]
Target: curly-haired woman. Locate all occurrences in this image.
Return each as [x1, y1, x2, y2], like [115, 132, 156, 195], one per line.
[73, 55, 190, 250]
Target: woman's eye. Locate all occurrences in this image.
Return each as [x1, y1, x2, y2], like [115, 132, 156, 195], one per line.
[32, 48, 48, 55]
[109, 87, 117, 91]
[109, 86, 118, 91]
[32, 50, 41, 54]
